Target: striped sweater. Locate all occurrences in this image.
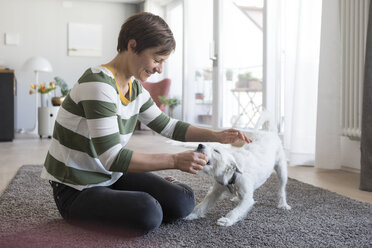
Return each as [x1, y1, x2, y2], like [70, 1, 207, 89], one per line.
[41, 65, 189, 190]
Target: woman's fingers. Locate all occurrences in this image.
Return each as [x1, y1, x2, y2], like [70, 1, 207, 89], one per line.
[243, 134, 252, 143]
[192, 163, 204, 171]
[220, 129, 252, 144]
[194, 152, 207, 164]
[175, 150, 208, 174]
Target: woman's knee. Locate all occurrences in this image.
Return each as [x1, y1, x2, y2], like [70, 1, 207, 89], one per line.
[178, 183, 195, 216]
[135, 192, 163, 233]
[165, 183, 195, 222]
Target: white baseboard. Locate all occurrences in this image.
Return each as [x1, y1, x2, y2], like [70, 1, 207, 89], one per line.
[341, 166, 360, 174]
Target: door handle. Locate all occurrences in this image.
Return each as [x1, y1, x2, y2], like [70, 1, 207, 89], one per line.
[209, 41, 216, 61]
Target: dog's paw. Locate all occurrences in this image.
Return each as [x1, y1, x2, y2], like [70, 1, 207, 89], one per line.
[184, 213, 201, 220]
[230, 196, 240, 202]
[277, 203, 291, 210]
[216, 217, 235, 226]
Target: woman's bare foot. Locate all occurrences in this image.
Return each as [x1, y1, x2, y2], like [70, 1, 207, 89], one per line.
[163, 176, 177, 183]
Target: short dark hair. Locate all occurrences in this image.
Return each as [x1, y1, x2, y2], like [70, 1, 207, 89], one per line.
[117, 12, 176, 55]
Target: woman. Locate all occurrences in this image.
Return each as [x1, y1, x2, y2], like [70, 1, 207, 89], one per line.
[41, 12, 250, 236]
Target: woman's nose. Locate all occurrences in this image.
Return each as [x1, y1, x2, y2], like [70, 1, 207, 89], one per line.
[154, 63, 163, 74]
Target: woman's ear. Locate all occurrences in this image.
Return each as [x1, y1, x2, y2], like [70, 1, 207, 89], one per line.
[128, 39, 137, 52]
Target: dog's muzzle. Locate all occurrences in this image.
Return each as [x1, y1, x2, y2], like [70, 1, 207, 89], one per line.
[196, 144, 205, 152]
[196, 144, 210, 165]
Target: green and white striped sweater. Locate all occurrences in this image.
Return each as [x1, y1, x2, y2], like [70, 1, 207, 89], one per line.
[41, 65, 190, 190]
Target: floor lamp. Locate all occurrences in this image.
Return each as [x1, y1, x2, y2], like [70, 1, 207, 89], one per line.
[22, 56, 53, 134]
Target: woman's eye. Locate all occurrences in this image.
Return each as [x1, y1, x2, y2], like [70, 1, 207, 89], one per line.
[214, 149, 220, 154]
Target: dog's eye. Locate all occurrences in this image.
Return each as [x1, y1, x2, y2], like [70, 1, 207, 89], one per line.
[213, 149, 220, 154]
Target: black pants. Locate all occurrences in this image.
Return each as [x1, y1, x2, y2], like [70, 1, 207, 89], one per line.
[49, 172, 195, 235]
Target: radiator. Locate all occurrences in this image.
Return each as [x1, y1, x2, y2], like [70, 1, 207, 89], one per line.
[340, 0, 370, 139]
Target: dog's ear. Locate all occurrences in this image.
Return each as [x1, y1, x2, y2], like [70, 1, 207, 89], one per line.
[231, 161, 242, 174]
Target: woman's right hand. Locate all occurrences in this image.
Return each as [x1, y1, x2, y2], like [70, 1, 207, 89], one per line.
[173, 150, 208, 174]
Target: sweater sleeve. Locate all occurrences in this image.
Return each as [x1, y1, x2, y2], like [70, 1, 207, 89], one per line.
[137, 87, 190, 142]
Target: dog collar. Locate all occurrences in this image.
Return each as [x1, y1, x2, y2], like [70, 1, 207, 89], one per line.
[228, 171, 237, 185]
[226, 171, 239, 195]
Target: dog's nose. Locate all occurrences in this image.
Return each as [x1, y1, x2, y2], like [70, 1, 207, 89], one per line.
[197, 144, 206, 152]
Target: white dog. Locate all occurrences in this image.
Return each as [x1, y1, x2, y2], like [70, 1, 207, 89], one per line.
[185, 111, 291, 226]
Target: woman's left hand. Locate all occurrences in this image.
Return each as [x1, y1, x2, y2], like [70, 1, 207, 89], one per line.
[214, 129, 252, 144]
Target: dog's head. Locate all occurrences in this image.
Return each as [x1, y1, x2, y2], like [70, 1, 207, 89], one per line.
[196, 143, 241, 185]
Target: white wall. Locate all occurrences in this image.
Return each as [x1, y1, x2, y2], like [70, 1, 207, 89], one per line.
[316, 0, 361, 171]
[341, 137, 361, 171]
[0, 0, 137, 130]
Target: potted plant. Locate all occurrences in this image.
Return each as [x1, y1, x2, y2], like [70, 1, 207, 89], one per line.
[225, 68, 233, 81]
[158, 96, 180, 118]
[203, 68, 212, 80]
[52, 77, 70, 106]
[236, 72, 262, 89]
[195, 70, 202, 81]
[29, 82, 56, 107]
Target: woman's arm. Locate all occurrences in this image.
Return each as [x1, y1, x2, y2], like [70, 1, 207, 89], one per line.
[128, 150, 207, 174]
[185, 125, 251, 144]
[126, 126, 250, 174]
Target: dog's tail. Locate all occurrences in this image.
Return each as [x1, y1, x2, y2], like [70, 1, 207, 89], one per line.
[254, 110, 277, 132]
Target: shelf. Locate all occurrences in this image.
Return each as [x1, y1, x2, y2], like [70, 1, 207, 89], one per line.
[195, 101, 212, 105]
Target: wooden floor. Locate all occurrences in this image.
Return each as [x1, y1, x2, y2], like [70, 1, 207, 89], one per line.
[1, 131, 371, 203]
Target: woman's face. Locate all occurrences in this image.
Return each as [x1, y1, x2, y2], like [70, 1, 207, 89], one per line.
[131, 46, 170, 82]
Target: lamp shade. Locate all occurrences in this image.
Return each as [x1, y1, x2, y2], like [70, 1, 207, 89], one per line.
[22, 56, 53, 72]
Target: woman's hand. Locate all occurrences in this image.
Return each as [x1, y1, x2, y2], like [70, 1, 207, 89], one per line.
[214, 129, 252, 144]
[173, 150, 208, 174]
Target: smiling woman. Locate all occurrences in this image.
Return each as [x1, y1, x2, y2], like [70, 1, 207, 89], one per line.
[41, 11, 250, 237]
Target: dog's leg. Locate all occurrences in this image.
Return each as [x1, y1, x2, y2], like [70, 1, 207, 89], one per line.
[217, 186, 255, 226]
[184, 182, 226, 220]
[275, 150, 291, 210]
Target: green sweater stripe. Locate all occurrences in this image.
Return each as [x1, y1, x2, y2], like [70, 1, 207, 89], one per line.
[172, 121, 191, 142]
[44, 153, 112, 185]
[61, 95, 85, 117]
[109, 148, 133, 172]
[81, 100, 117, 119]
[140, 98, 154, 113]
[129, 80, 143, 102]
[118, 115, 138, 135]
[147, 113, 170, 133]
[53, 122, 97, 158]
[91, 132, 121, 156]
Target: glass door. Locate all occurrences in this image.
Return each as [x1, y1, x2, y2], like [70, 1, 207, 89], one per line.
[182, 0, 264, 129]
[184, 0, 214, 126]
[221, 0, 264, 129]
[165, 1, 183, 120]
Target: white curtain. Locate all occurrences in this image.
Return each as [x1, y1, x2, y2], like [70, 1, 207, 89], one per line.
[280, 0, 322, 166]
